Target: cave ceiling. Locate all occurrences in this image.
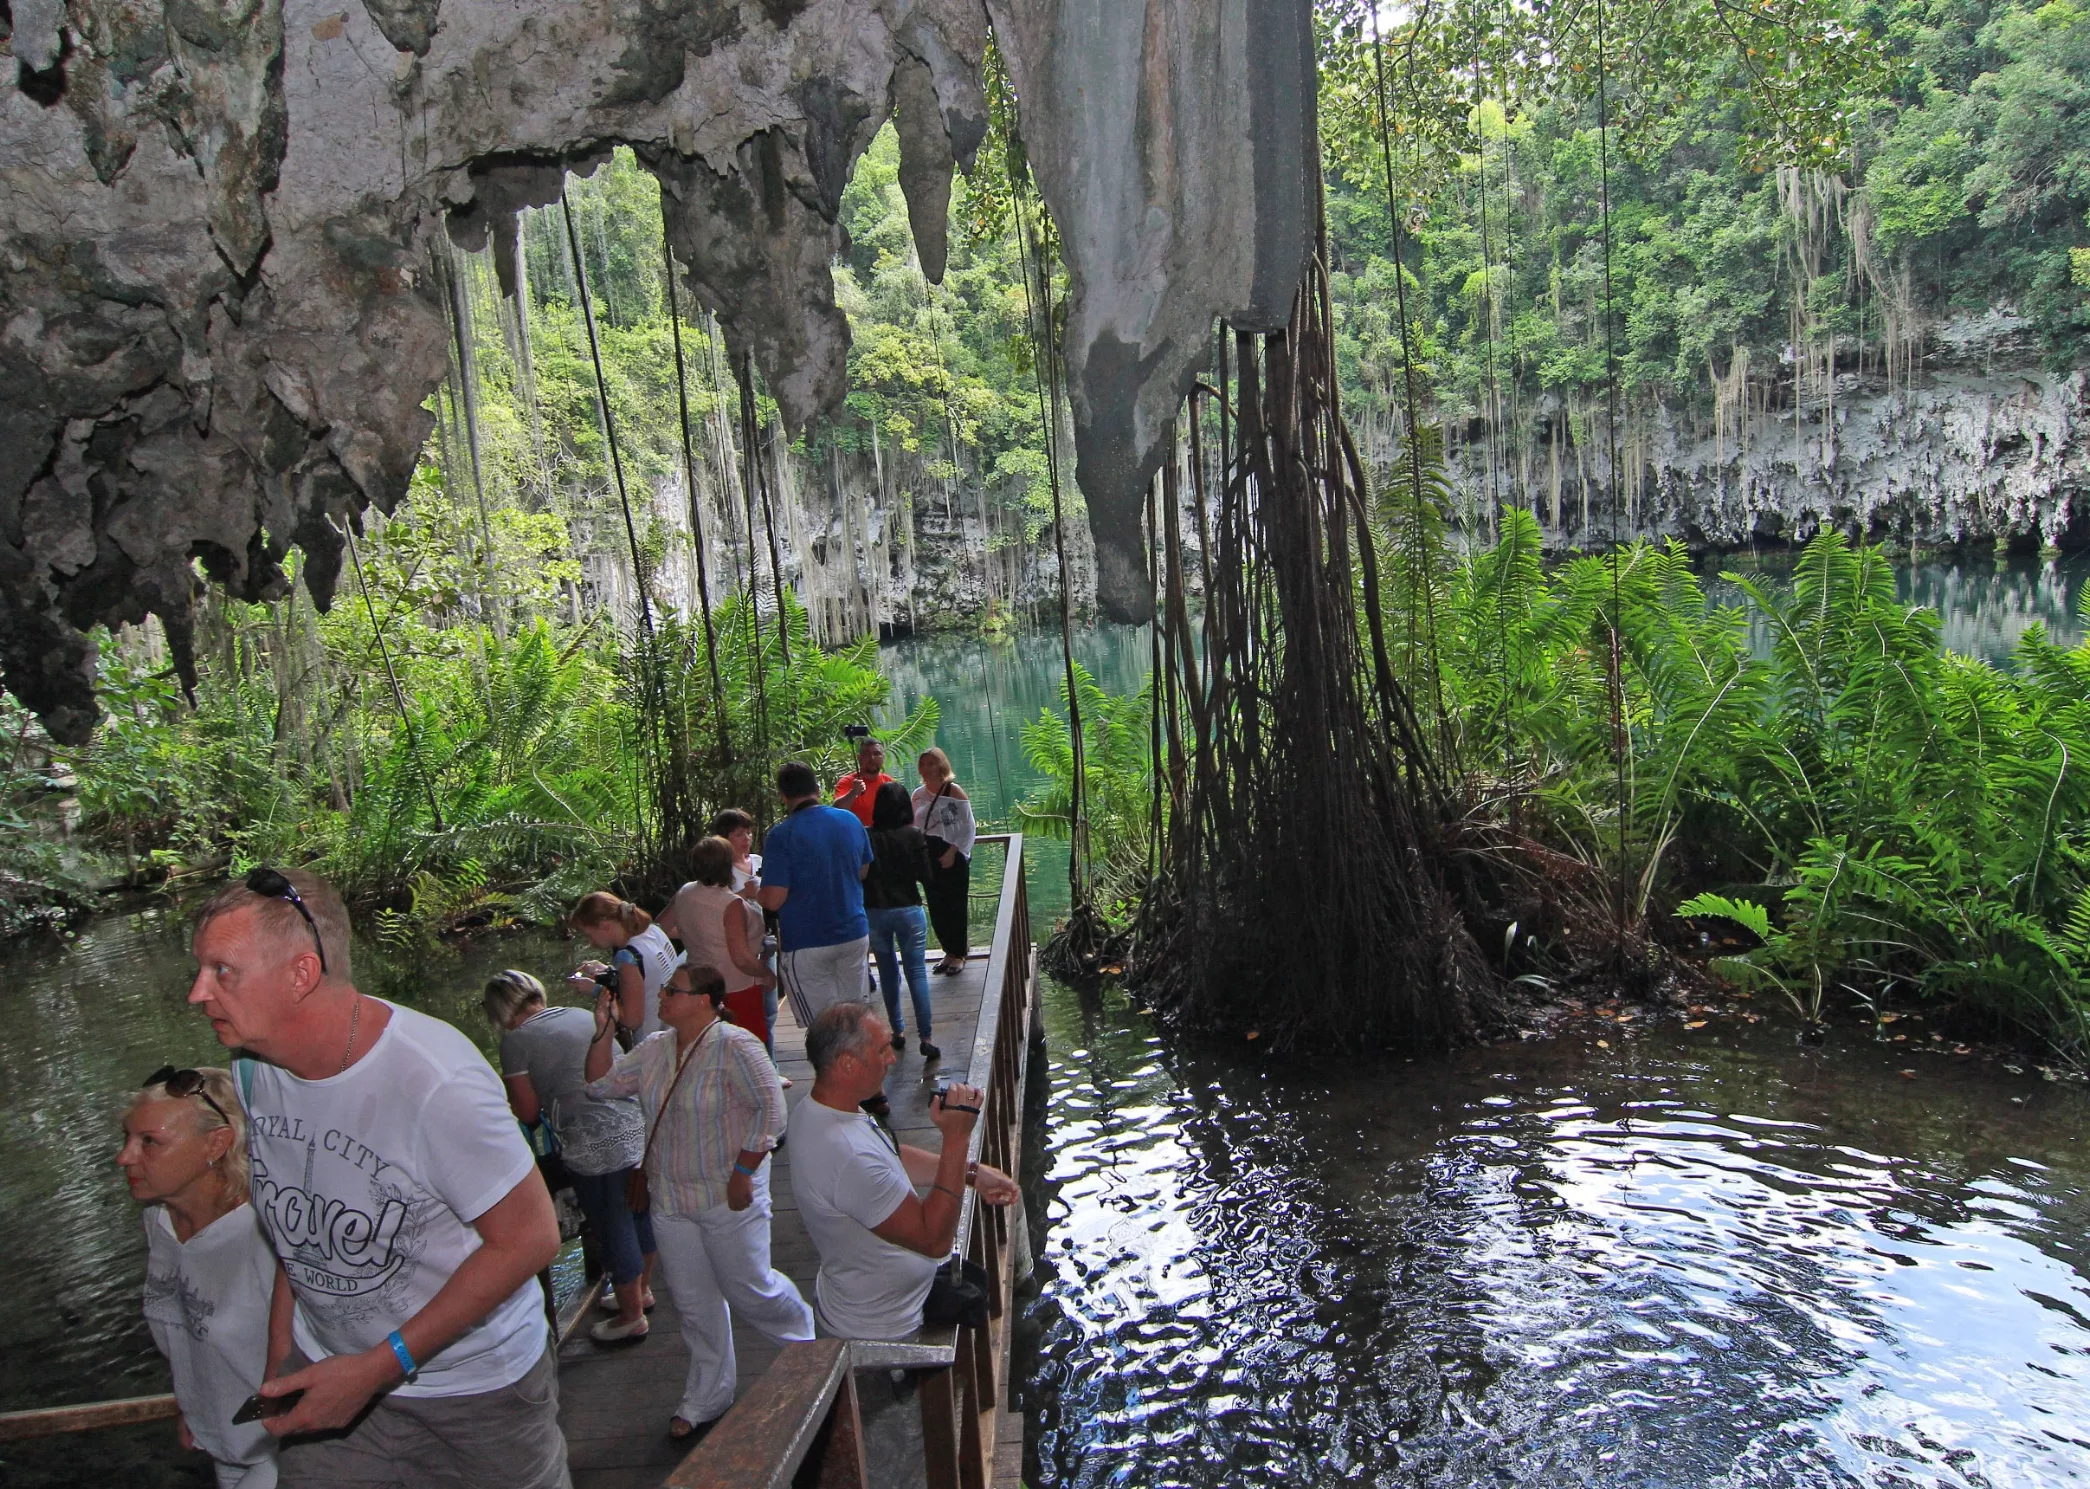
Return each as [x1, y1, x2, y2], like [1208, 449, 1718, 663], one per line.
[1, 0, 1313, 742]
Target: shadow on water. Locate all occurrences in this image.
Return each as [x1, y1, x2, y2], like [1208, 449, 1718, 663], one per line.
[1021, 976, 2090, 1487]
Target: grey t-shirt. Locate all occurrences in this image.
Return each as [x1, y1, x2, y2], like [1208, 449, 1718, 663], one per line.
[500, 1006, 644, 1176]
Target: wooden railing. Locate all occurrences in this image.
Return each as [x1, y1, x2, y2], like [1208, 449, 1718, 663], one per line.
[0, 1394, 179, 1443]
[671, 831, 1037, 1489]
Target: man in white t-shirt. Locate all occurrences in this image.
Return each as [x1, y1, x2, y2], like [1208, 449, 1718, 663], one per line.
[787, 1002, 1018, 1339]
[188, 869, 567, 1488]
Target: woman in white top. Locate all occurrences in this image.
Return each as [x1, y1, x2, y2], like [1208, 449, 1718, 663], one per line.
[570, 890, 679, 1040]
[583, 964, 812, 1438]
[706, 808, 764, 894]
[666, 836, 777, 1054]
[912, 747, 977, 974]
[119, 1065, 278, 1489]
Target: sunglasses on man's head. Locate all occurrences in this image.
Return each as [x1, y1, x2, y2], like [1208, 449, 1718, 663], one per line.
[143, 1065, 231, 1127]
[245, 867, 328, 975]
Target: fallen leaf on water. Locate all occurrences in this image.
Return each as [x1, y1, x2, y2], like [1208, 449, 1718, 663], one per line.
[1893, 1033, 1908, 1042]
[1953, 1045, 1972, 1056]
[1245, 1030, 1260, 1041]
[1101, 964, 1125, 976]
[1685, 1020, 1708, 1029]
[1596, 1039, 1611, 1049]
[1878, 1012, 1901, 1023]
[1899, 1069, 1917, 1079]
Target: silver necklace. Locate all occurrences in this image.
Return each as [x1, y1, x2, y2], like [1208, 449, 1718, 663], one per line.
[341, 994, 361, 1074]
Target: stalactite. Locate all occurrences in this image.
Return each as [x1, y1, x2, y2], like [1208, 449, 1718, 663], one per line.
[443, 242, 502, 635]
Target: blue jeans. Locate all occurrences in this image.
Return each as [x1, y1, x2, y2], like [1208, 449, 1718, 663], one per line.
[569, 1168, 657, 1286]
[866, 904, 933, 1040]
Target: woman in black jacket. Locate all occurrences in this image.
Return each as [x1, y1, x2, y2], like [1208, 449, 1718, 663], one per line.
[864, 780, 939, 1058]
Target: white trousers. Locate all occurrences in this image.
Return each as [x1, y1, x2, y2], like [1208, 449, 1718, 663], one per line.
[778, 936, 870, 1027]
[650, 1173, 815, 1425]
[216, 1458, 279, 1489]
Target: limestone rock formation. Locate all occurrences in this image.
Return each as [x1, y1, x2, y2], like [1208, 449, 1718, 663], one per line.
[1431, 318, 2090, 554]
[1, 0, 993, 741]
[988, 0, 1316, 620]
[3, 0, 1325, 736]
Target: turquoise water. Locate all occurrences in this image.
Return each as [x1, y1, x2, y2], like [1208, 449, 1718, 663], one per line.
[1709, 549, 2089, 666]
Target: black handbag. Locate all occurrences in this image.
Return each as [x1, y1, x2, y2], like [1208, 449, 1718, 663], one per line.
[921, 1256, 995, 1331]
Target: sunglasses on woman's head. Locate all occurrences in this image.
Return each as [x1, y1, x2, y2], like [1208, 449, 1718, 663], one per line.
[244, 867, 328, 974]
[143, 1065, 231, 1127]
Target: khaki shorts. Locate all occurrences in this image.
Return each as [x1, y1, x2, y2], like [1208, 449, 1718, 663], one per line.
[274, 1345, 569, 1489]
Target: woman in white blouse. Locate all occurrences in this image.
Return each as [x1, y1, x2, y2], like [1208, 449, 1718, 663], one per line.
[912, 747, 977, 974]
[583, 963, 812, 1438]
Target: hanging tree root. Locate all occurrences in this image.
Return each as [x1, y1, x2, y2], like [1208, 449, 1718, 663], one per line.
[1124, 263, 1516, 1056]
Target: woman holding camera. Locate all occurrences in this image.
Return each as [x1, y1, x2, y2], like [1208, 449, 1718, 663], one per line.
[912, 748, 976, 973]
[571, 891, 678, 1040]
[485, 971, 657, 1342]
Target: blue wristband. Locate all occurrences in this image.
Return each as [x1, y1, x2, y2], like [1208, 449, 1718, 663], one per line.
[386, 1330, 418, 1381]
[733, 1162, 758, 1177]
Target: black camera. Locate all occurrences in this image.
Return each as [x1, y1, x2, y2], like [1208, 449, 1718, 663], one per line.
[843, 723, 872, 740]
[932, 1081, 981, 1115]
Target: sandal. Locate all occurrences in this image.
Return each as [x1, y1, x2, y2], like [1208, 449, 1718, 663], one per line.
[591, 1315, 649, 1344]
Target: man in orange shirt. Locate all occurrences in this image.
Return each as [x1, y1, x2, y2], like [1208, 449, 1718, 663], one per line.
[833, 735, 895, 827]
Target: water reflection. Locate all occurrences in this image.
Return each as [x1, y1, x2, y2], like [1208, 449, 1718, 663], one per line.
[1023, 981, 2090, 1487]
[1708, 550, 2089, 666]
[877, 624, 1154, 924]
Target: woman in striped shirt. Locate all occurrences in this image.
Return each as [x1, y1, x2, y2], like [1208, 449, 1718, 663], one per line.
[583, 963, 813, 1437]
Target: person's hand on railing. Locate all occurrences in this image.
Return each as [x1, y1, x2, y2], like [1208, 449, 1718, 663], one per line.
[971, 1163, 1018, 1206]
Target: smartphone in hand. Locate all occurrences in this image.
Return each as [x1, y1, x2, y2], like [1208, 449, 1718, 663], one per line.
[231, 1388, 303, 1426]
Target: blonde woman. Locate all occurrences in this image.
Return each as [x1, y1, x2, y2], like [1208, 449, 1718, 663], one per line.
[120, 1065, 278, 1489]
[571, 890, 679, 1041]
[912, 748, 976, 973]
[485, 971, 656, 1342]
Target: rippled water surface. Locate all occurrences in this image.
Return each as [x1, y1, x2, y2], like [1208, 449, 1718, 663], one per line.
[1019, 982, 2090, 1488]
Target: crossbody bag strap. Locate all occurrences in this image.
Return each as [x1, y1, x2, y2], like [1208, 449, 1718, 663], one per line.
[639, 1024, 710, 1171]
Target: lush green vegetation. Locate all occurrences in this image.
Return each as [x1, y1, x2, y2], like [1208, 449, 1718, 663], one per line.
[5, 0, 2085, 1059]
[1317, 0, 2090, 533]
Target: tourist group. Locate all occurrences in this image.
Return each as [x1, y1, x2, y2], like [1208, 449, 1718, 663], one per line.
[117, 737, 1017, 1487]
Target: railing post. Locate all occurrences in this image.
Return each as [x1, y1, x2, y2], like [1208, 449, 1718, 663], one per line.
[815, 1368, 868, 1489]
[920, 1363, 961, 1488]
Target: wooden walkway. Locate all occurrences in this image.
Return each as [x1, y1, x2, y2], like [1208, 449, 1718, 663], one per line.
[557, 956, 1010, 1489]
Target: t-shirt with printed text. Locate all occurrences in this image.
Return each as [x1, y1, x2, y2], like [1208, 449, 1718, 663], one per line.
[142, 1202, 278, 1476]
[239, 1001, 546, 1398]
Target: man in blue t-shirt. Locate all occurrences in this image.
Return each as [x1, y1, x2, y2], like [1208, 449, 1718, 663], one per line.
[758, 760, 875, 1033]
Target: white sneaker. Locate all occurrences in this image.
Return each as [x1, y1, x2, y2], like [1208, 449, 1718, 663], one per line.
[591, 1315, 649, 1344]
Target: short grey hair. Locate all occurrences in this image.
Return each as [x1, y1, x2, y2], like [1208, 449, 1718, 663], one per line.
[806, 1002, 882, 1077]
